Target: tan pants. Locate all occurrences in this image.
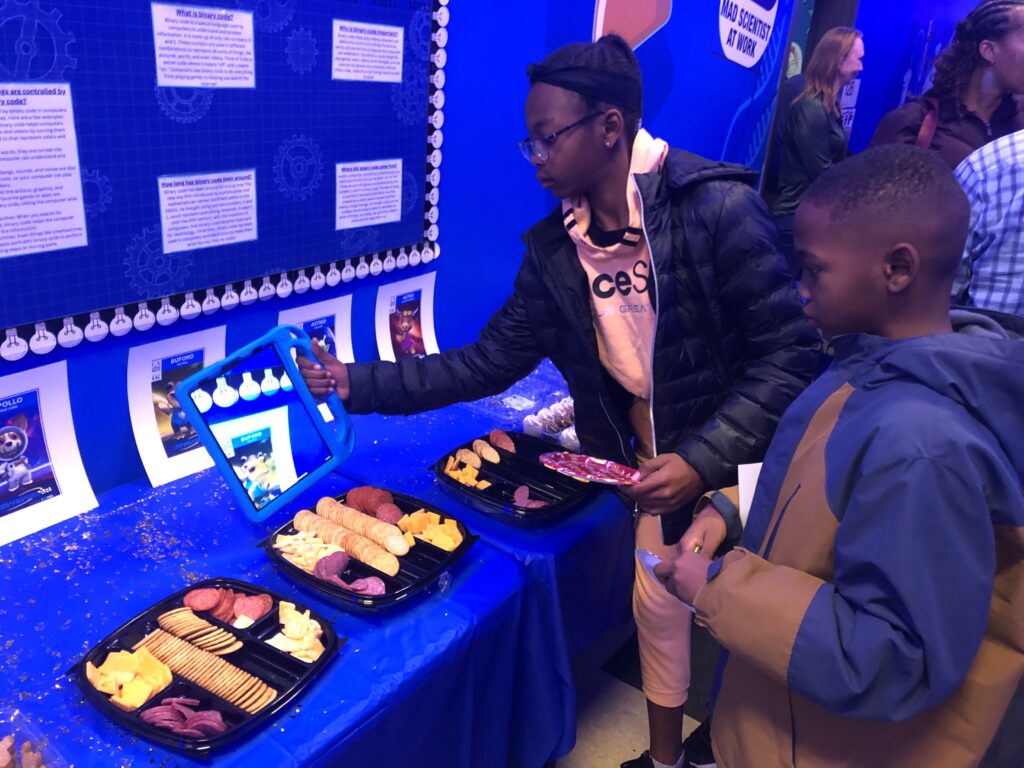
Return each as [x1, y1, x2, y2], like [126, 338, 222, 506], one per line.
[634, 511, 692, 708]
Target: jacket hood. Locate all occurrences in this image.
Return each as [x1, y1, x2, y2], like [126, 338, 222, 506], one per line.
[526, 147, 757, 251]
[658, 148, 758, 191]
[833, 312, 1024, 476]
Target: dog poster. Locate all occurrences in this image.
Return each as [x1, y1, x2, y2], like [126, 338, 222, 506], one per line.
[278, 295, 355, 364]
[0, 389, 60, 515]
[374, 273, 439, 363]
[127, 327, 226, 487]
[227, 429, 281, 510]
[0, 362, 97, 546]
[152, 350, 204, 458]
[208, 406, 299, 513]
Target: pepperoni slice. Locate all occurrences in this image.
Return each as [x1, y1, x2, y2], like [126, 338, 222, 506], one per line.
[183, 588, 220, 612]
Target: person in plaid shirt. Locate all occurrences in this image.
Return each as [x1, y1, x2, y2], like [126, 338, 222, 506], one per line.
[953, 128, 1024, 314]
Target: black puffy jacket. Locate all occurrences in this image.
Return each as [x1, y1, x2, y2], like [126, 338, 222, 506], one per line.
[348, 150, 820, 541]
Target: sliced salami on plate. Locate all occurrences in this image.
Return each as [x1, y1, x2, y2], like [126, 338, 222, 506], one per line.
[539, 452, 642, 486]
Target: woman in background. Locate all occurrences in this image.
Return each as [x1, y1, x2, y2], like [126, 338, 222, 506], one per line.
[773, 27, 865, 275]
[871, 0, 1024, 169]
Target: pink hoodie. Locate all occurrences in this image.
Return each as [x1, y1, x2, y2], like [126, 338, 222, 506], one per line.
[562, 128, 668, 407]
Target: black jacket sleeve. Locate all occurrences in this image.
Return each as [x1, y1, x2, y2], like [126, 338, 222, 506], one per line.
[675, 182, 819, 488]
[345, 262, 545, 415]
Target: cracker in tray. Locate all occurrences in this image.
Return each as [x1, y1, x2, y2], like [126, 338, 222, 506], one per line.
[158, 608, 243, 655]
[134, 629, 277, 714]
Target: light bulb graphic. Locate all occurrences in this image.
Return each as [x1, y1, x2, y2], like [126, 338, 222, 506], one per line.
[191, 388, 213, 413]
[239, 372, 261, 401]
[212, 376, 239, 408]
[281, 372, 294, 392]
[261, 368, 280, 396]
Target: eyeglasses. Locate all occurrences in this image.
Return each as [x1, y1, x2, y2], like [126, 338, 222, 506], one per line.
[518, 111, 605, 164]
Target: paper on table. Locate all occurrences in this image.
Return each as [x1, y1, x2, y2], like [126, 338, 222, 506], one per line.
[635, 547, 695, 613]
[737, 462, 763, 529]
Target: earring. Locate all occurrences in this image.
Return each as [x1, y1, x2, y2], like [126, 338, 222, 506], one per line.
[605, 141, 612, 148]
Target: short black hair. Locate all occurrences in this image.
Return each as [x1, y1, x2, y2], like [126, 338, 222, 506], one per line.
[530, 34, 643, 141]
[802, 144, 970, 278]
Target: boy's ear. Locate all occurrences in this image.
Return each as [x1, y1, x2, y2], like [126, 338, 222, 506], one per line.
[883, 243, 920, 294]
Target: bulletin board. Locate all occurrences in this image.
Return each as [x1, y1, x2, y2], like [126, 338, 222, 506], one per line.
[0, 0, 438, 329]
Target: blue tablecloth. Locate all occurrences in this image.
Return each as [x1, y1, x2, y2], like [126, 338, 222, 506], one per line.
[344, 406, 637, 764]
[0, 469, 526, 768]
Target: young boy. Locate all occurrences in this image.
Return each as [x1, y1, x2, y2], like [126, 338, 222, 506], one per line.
[657, 143, 1024, 767]
[302, 34, 818, 768]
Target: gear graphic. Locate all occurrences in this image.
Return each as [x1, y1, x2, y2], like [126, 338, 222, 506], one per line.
[273, 134, 323, 201]
[337, 228, 379, 261]
[402, 170, 419, 215]
[285, 26, 316, 74]
[235, 0, 293, 34]
[391, 61, 427, 126]
[124, 225, 193, 299]
[155, 85, 214, 124]
[0, 0, 77, 81]
[407, 8, 432, 61]
[81, 168, 112, 217]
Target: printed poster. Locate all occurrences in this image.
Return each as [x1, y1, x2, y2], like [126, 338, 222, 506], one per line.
[278, 295, 355, 364]
[0, 83, 87, 259]
[278, 296, 354, 423]
[151, 3, 256, 88]
[375, 273, 439, 363]
[127, 327, 226, 487]
[209, 407, 297, 512]
[0, 362, 97, 546]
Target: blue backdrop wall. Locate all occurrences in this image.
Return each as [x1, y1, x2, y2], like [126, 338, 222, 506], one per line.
[2, 0, 799, 498]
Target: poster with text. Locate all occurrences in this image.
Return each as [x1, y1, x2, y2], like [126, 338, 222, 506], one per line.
[375, 272, 439, 362]
[0, 362, 97, 546]
[127, 327, 226, 487]
[278, 295, 355, 364]
[278, 295, 354, 422]
[0, 83, 87, 260]
[209, 407, 297, 512]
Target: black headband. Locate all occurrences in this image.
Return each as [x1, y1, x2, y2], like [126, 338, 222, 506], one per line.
[527, 64, 642, 113]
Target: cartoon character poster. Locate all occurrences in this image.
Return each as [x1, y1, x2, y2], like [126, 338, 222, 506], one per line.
[0, 362, 97, 546]
[127, 327, 226, 488]
[300, 316, 338, 358]
[0, 389, 60, 517]
[278, 295, 355, 364]
[227, 429, 281, 510]
[374, 273, 439, 363]
[208, 406, 299, 513]
[389, 290, 426, 359]
[151, 350, 204, 458]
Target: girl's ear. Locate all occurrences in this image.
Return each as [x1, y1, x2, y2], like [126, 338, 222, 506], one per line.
[602, 108, 624, 147]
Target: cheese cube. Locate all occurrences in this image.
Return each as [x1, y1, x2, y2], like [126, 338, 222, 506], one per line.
[114, 677, 154, 711]
[98, 650, 138, 676]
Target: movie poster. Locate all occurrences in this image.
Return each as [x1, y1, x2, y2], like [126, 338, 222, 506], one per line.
[127, 327, 226, 487]
[0, 362, 97, 546]
[0, 389, 60, 514]
[278, 295, 355, 363]
[374, 273, 439, 362]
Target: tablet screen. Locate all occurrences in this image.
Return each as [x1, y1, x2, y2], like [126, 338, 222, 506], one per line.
[187, 344, 332, 512]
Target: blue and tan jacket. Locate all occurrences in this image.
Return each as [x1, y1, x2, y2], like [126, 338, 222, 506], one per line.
[695, 327, 1024, 768]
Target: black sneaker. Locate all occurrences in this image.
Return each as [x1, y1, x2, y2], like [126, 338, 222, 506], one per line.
[620, 751, 655, 768]
[681, 719, 716, 768]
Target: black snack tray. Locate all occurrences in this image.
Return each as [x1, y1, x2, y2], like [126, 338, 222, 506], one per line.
[72, 577, 341, 754]
[433, 431, 594, 527]
[264, 489, 476, 612]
